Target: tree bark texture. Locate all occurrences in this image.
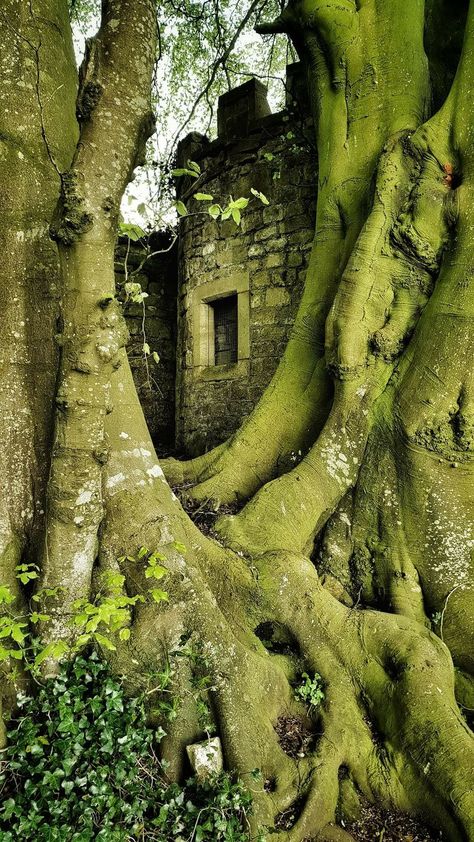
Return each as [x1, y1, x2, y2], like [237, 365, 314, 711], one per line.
[0, 0, 473, 840]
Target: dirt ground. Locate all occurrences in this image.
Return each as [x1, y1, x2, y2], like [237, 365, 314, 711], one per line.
[342, 801, 444, 841]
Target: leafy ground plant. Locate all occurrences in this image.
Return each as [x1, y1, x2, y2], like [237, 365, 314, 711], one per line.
[294, 672, 325, 713]
[0, 652, 260, 841]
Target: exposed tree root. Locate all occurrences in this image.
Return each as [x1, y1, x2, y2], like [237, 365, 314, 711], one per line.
[212, 119, 456, 556]
[40, 360, 466, 841]
[164, 0, 431, 511]
[1, 341, 472, 841]
[99, 464, 474, 841]
[1, 4, 473, 842]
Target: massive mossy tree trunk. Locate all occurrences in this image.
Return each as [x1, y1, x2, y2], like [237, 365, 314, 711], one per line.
[1, 0, 473, 840]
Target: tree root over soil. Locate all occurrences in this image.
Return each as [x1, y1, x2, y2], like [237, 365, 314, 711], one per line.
[92, 432, 474, 842]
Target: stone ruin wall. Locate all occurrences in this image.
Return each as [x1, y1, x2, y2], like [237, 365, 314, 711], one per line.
[175, 66, 317, 455]
[115, 232, 177, 447]
[119, 65, 317, 456]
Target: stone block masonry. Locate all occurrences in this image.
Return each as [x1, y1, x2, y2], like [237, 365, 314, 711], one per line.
[115, 232, 178, 446]
[175, 65, 317, 456]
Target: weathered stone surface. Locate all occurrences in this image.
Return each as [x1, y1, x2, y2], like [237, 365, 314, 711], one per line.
[118, 72, 317, 455]
[175, 76, 317, 455]
[116, 232, 177, 447]
[186, 737, 224, 779]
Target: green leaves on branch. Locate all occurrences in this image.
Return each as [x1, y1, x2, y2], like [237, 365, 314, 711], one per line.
[15, 562, 39, 586]
[118, 221, 146, 242]
[0, 618, 28, 646]
[144, 557, 167, 581]
[119, 545, 170, 603]
[0, 617, 28, 662]
[32, 586, 63, 604]
[141, 343, 160, 364]
[221, 196, 249, 226]
[250, 187, 269, 205]
[171, 159, 201, 179]
[172, 163, 269, 225]
[178, 190, 269, 225]
[0, 585, 14, 605]
[69, 555, 170, 653]
[120, 284, 160, 365]
[34, 640, 69, 668]
[0, 542, 172, 671]
[124, 280, 148, 304]
[70, 590, 140, 654]
[0, 576, 54, 666]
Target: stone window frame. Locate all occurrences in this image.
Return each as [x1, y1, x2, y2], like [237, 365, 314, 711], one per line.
[191, 272, 250, 381]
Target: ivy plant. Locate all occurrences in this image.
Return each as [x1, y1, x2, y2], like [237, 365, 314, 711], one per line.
[0, 652, 262, 841]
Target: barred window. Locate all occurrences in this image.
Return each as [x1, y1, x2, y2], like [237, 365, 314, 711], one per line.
[211, 295, 238, 365]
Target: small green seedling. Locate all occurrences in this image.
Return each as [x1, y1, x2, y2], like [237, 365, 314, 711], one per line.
[294, 672, 325, 711]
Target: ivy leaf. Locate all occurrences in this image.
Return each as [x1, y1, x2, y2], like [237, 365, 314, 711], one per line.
[1, 799, 15, 821]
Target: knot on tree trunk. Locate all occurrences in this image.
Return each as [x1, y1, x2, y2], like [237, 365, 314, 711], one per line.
[50, 169, 94, 246]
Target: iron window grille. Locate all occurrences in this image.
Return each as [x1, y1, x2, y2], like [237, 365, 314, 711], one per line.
[211, 295, 238, 365]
